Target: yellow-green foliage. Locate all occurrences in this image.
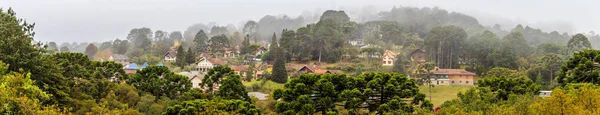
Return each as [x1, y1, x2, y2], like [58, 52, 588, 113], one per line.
[418, 85, 474, 106]
[529, 83, 600, 115]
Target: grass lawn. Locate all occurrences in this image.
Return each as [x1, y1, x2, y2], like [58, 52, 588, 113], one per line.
[243, 80, 285, 93]
[419, 85, 474, 107]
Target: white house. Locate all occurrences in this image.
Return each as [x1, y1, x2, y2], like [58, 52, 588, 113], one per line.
[179, 71, 203, 89]
[163, 51, 177, 62]
[196, 56, 225, 72]
[382, 50, 397, 66]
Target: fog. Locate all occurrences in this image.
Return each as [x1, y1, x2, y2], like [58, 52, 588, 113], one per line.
[1, 0, 598, 43]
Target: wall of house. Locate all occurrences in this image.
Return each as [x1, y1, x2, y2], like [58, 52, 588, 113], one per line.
[197, 60, 214, 72]
[429, 79, 450, 85]
[448, 75, 475, 85]
[191, 78, 202, 88]
[382, 56, 394, 66]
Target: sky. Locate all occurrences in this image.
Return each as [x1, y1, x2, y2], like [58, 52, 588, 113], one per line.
[1, 0, 598, 43]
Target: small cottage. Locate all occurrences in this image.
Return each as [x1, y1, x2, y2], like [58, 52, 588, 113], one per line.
[382, 50, 397, 66]
[196, 56, 225, 72]
[164, 51, 177, 62]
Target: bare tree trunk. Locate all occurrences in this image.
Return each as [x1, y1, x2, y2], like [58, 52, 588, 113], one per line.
[318, 49, 322, 63]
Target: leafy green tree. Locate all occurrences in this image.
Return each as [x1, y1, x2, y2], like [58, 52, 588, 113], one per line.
[567, 33, 592, 55]
[59, 46, 69, 52]
[112, 39, 129, 54]
[246, 62, 255, 81]
[126, 27, 153, 50]
[84, 43, 98, 60]
[540, 53, 563, 86]
[193, 30, 208, 53]
[216, 71, 251, 101]
[393, 54, 408, 74]
[126, 66, 192, 99]
[424, 25, 467, 69]
[209, 26, 229, 37]
[319, 10, 350, 24]
[557, 50, 600, 85]
[485, 67, 522, 78]
[201, 66, 235, 94]
[313, 19, 346, 63]
[99, 41, 112, 50]
[163, 99, 261, 115]
[208, 34, 230, 53]
[478, 76, 541, 100]
[169, 31, 183, 40]
[175, 46, 186, 68]
[185, 47, 195, 64]
[502, 31, 532, 57]
[271, 47, 288, 83]
[280, 29, 297, 60]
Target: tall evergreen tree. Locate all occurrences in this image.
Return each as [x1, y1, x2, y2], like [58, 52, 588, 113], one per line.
[175, 46, 186, 67]
[194, 30, 208, 53]
[241, 34, 251, 54]
[185, 47, 195, 64]
[263, 33, 278, 62]
[271, 47, 287, 83]
[84, 43, 98, 60]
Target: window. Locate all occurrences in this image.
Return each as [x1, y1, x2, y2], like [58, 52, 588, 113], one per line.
[452, 81, 455, 83]
[460, 81, 462, 83]
[441, 81, 444, 83]
[466, 81, 469, 83]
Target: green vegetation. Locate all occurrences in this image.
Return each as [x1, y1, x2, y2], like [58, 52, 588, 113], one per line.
[418, 85, 474, 106]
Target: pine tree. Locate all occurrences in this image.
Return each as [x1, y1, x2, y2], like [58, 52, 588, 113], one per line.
[175, 46, 186, 68]
[186, 47, 195, 64]
[392, 54, 406, 74]
[271, 47, 287, 83]
[241, 34, 251, 54]
[194, 30, 209, 53]
[246, 62, 255, 81]
[263, 33, 278, 62]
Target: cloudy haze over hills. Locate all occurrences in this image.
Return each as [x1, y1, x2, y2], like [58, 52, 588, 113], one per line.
[1, 0, 597, 43]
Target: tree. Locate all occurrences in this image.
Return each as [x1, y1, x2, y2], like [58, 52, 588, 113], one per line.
[185, 47, 195, 64]
[567, 33, 592, 55]
[47, 42, 58, 53]
[216, 71, 251, 101]
[319, 10, 350, 24]
[557, 50, 600, 85]
[273, 73, 431, 114]
[163, 99, 261, 115]
[59, 46, 70, 52]
[424, 25, 467, 69]
[201, 66, 235, 94]
[154, 30, 168, 41]
[280, 29, 297, 60]
[209, 26, 229, 37]
[193, 30, 209, 53]
[240, 34, 251, 55]
[393, 54, 408, 74]
[208, 34, 230, 53]
[111, 39, 129, 54]
[503, 31, 532, 57]
[126, 28, 153, 50]
[169, 31, 183, 40]
[540, 53, 563, 86]
[175, 46, 186, 68]
[485, 67, 522, 78]
[478, 76, 541, 100]
[271, 47, 288, 83]
[263, 33, 278, 62]
[126, 66, 192, 99]
[84, 43, 98, 60]
[242, 20, 260, 42]
[246, 62, 255, 81]
[313, 19, 346, 63]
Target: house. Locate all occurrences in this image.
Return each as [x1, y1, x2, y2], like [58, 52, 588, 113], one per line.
[253, 46, 268, 56]
[108, 54, 130, 65]
[123, 63, 139, 74]
[382, 50, 397, 66]
[230, 65, 250, 77]
[297, 65, 342, 75]
[427, 68, 477, 86]
[539, 91, 552, 97]
[164, 51, 177, 62]
[179, 71, 203, 89]
[224, 49, 235, 58]
[196, 56, 225, 72]
[409, 49, 426, 63]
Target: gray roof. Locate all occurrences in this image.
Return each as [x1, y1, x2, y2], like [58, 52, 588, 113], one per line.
[248, 92, 269, 101]
[111, 54, 129, 61]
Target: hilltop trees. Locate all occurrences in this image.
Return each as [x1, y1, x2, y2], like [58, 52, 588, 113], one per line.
[567, 33, 592, 55]
[126, 28, 153, 50]
[208, 34, 230, 53]
[194, 30, 208, 53]
[84, 43, 98, 60]
[126, 66, 192, 99]
[424, 25, 467, 69]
